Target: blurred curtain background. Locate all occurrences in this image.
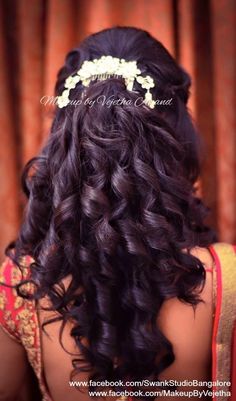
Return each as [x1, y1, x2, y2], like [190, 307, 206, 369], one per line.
[0, 0, 235, 258]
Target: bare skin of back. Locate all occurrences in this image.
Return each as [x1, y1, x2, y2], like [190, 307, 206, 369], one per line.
[0, 246, 214, 401]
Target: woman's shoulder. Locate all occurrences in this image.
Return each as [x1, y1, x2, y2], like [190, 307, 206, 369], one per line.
[157, 242, 236, 379]
[156, 245, 216, 382]
[158, 243, 218, 323]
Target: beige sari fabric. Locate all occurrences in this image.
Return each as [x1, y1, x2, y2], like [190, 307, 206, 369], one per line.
[209, 243, 236, 401]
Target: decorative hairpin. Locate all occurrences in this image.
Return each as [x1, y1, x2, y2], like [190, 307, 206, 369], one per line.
[57, 55, 156, 109]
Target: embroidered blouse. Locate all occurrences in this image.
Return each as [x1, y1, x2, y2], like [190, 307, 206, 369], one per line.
[0, 255, 51, 401]
[0, 244, 236, 401]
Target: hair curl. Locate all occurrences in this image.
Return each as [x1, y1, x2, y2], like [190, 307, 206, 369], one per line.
[6, 27, 217, 400]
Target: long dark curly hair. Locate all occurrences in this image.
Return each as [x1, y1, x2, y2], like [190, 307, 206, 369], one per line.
[6, 26, 217, 399]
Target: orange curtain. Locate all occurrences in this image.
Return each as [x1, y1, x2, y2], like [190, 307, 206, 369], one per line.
[0, 0, 235, 258]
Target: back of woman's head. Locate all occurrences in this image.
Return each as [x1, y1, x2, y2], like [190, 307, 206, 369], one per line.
[8, 26, 217, 399]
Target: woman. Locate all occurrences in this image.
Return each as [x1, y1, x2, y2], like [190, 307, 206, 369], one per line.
[0, 27, 235, 401]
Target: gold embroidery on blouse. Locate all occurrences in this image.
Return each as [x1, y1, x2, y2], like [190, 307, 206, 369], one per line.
[11, 263, 24, 284]
[0, 289, 7, 310]
[17, 309, 36, 344]
[0, 257, 53, 401]
[212, 243, 236, 400]
[15, 302, 42, 384]
[13, 259, 49, 398]
[4, 310, 17, 333]
[14, 296, 24, 309]
[0, 264, 5, 283]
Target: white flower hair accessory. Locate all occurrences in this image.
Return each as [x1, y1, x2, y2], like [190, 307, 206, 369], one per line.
[57, 55, 156, 109]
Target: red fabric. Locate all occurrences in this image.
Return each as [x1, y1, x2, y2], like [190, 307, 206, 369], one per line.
[230, 245, 236, 401]
[231, 321, 236, 401]
[230, 244, 236, 401]
[0, 257, 50, 400]
[208, 244, 236, 401]
[208, 244, 223, 401]
[0, 256, 35, 342]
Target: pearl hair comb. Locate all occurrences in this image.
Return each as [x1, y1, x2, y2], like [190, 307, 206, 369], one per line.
[57, 55, 156, 109]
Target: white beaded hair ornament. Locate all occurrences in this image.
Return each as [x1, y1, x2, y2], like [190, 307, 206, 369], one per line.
[57, 55, 156, 109]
